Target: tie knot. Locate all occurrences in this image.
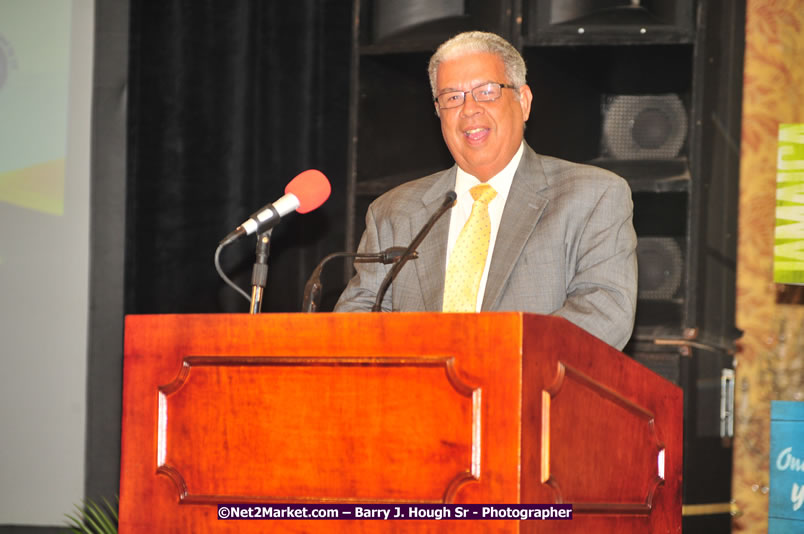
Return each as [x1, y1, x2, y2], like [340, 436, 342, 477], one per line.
[470, 184, 497, 204]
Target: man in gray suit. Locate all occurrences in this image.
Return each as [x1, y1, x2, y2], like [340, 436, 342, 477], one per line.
[335, 31, 637, 351]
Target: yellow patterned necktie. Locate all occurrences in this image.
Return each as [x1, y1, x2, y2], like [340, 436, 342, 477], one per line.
[442, 184, 498, 312]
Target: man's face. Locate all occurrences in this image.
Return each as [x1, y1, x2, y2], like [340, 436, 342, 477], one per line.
[435, 52, 532, 182]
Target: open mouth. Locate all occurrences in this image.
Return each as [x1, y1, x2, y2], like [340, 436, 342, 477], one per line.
[464, 127, 489, 141]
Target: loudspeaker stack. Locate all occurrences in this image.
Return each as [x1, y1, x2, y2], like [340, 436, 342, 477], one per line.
[348, 2, 744, 531]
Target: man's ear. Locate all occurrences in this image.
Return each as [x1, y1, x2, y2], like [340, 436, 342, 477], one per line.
[519, 84, 533, 122]
[434, 101, 441, 118]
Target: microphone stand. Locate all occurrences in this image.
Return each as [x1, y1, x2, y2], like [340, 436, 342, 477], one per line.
[371, 191, 456, 312]
[302, 247, 414, 313]
[249, 230, 272, 314]
[302, 251, 353, 314]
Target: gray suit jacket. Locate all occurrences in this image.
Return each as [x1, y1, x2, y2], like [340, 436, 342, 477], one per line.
[335, 144, 638, 350]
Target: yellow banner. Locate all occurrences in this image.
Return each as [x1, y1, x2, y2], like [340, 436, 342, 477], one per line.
[775, 124, 804, 284]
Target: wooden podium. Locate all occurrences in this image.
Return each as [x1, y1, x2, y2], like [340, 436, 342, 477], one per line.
[119, 312, 682, 533]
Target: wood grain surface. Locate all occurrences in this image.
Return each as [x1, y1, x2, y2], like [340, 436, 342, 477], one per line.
[119, 312, 681, 533]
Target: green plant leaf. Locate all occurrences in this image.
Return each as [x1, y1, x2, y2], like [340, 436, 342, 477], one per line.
[85, 500, 115, 534]
[81, 505, 105, 532]
[64, 510, 85, 528]
[63, 497, 118, 534]
[102, 497, 119, 522]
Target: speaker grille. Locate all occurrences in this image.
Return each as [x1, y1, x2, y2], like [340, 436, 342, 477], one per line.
[637, 237, 684, 300]
[602, 94, 687, 160]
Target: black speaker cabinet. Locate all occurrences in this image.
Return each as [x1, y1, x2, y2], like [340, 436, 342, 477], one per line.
[361, 0, 513, 49]
[627, 340, 736, 532]
[524, 0, 694, 44]
[347, 3, 745, 526]
[371, 0, 464, 43]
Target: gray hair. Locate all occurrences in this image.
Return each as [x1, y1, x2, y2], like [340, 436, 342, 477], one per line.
[428, 31, 527, 99]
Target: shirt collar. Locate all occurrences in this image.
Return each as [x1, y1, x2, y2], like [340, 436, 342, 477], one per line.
[454, 142, 524, 203]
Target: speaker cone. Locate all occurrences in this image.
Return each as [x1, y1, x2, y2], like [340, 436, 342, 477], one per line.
[602, 94, 687, 160]
[637, 237, 683, 300]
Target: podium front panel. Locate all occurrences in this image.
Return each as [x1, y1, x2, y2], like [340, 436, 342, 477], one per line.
[119, 312, 681, 533]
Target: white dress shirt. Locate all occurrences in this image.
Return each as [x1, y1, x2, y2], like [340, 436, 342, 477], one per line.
[445, 142, 524, 312]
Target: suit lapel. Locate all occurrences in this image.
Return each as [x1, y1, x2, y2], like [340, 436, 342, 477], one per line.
[410, 167, 457, 311]
[482, 146, 550, 310]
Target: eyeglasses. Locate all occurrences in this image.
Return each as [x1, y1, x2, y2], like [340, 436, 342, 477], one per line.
[434, 82, 517, 109]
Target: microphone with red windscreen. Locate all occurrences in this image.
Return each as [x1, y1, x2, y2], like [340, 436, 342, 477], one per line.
[219, 169, 331, 246]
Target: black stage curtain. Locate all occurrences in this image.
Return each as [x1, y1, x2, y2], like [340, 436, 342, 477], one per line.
[126, 0, 352, 315]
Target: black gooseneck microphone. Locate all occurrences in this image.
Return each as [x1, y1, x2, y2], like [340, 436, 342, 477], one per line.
[301, 247, 416, 313]
[371, 191, 457, 312]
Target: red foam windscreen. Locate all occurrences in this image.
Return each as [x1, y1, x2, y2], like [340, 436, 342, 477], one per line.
[285, 169, 331, 214]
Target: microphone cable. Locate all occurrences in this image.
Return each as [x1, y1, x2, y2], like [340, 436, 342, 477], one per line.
[214, 242, 251, 303]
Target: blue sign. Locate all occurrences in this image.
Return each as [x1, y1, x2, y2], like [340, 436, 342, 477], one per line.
[769, 401, 804, 533]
